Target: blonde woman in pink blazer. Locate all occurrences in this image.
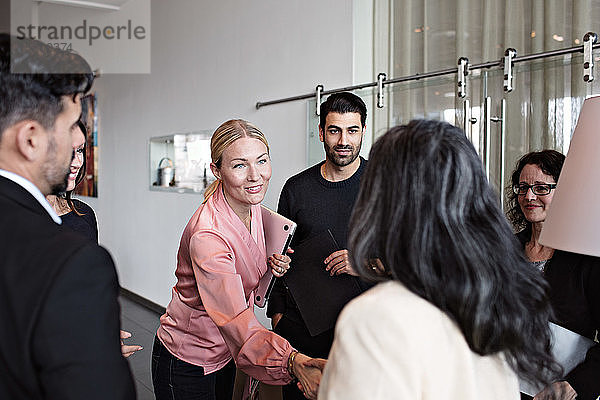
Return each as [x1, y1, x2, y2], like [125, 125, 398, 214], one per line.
[153, 120, 325, 400]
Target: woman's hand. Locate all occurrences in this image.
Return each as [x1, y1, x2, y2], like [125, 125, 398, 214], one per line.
[268, 248, 293, 278]
[533, 381, 577, 400]
[292, 352, 327, 399]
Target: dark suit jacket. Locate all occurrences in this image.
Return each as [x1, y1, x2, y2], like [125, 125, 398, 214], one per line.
[517, 229, 600, 400]
[0, 176, 135, 399]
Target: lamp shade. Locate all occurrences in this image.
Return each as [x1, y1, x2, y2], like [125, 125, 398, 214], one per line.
[539, 95, 600, 256]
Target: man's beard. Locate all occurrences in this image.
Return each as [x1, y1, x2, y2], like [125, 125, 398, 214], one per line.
[44, 137, 72, 195]
[49, 175, 69, 196]
[324, 139, 362, 167]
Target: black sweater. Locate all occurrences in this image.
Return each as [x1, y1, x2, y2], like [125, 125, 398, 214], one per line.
[267, 157, 369, 323]
[61, 199, 98, 243]
[517, 229, 600, 400]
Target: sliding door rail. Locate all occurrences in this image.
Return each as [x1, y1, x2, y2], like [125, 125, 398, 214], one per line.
[255, 39, 600, 110]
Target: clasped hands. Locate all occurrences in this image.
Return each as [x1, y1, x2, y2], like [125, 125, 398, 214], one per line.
[533, 381, 577, 400]
[292, 352, 327, 400]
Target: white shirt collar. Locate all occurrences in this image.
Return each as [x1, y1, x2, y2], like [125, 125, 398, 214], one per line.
[0, 169, 62, 224]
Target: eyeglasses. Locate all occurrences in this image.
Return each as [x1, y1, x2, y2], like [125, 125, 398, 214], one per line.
[513, 183, 557, 196]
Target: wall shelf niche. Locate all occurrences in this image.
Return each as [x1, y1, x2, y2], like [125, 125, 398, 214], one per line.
[149, 130, 215, 194]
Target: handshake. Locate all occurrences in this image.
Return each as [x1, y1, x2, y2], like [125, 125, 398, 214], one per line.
[289, 351, 327, 400]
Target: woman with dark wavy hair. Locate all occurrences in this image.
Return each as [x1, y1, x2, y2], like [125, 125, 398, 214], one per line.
[507, 150, 600, 400]
[44, 120, 142, 358]
[318, 120, 560, 400]
[45, 120, 97, 241]
[506, 150, 565, 237]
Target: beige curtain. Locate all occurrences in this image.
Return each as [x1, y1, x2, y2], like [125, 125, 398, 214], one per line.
[383, 0, 600, 198]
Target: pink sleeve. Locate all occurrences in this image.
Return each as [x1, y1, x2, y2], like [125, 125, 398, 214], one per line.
[189, 231, 294, 384]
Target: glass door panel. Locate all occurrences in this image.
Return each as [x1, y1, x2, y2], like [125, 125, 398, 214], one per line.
[388, 75, 457, 127]
[467, 48, 600, 209]
[305, 48, 600, 200]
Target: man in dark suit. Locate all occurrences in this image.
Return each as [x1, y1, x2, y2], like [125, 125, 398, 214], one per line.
[0, 34, 135, 399]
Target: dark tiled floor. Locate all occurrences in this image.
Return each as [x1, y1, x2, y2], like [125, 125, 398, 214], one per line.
[119, 296, 161, 400]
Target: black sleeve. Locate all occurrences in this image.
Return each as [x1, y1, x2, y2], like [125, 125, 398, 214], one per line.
[32, 244, 136, 400]
[266, 183, 292, 318]
[266, 276, 287, 318]
[564, 257, 600, 399]
[276, 182, 292, 220]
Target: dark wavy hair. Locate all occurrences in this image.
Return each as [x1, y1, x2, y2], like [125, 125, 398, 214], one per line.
[505, 150, 565, 232]
[0, 34, 94, 140]
[349, 119, 561, 387]
[64, 120, 88, 216]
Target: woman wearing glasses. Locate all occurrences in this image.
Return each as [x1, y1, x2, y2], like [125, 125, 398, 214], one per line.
[507, 150, 600, 400]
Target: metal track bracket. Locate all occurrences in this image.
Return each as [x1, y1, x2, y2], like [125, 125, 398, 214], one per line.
[503, 48, 517, 92]
[457, 57, 469, 98]
[583, 32, 598, 82]
[377, 73, 387, 108]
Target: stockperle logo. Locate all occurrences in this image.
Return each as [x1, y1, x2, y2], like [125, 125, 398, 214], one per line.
[16, 19, 147, 47]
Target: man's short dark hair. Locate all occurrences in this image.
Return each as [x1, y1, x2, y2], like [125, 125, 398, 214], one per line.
[0, 34, 94, 140]
[319, 92, 367, 130]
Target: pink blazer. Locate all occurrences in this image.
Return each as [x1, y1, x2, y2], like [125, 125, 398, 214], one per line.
[157, 185, 293, 384]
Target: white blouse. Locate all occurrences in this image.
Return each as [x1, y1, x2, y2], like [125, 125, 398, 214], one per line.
[319, 281, 519, 400]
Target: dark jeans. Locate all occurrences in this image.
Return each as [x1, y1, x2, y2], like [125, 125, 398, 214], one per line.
[152, 336, 235, 400]
[274, 316, 334, 400]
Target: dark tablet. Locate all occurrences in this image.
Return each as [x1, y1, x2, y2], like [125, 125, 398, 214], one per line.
[283, 230, 362, 336]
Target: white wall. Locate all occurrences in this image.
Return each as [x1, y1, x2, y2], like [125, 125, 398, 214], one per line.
[86, 0, 355, 307]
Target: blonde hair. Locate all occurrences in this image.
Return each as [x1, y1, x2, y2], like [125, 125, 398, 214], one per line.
[203, 119, 270, 202]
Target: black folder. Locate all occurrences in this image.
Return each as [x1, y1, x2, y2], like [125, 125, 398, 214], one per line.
[283, 230, 362, 336]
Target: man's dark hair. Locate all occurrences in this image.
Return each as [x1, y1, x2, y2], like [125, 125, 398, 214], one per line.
[319, 92, 367, 130]
[506, 149, 565, 232]
[349, 119, 561, 389]
[0, 34, 94, 140]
